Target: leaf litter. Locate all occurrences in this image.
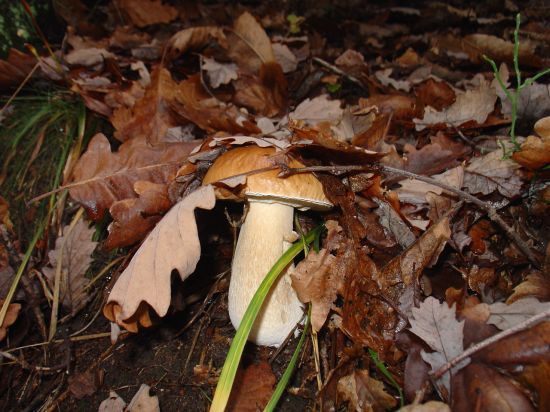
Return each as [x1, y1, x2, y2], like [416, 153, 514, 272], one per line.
[0, 2, 549, 411]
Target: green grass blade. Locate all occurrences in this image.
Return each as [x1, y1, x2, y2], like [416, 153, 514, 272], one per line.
[264, 305, 311, 412]
[209, 225, 324, 412]
[368, 348, 404, 407]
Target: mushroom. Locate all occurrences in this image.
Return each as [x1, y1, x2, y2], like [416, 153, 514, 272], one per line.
[202, 146, 332, 346]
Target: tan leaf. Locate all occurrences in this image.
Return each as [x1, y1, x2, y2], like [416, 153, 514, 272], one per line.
[115, 0, 177, 28]
[42, 216, 97, 314]
[64, 48, 115, 67]
[463, 148, 523, 198]
[409, 297, 468, 396]
[69, 133, 198, 222]
[463, 34, 542, 67]
[111, 66, 179, 143]
[201, 56, 238, 88]
[487, 298, 550, 330]
[0, 299, 21, 341]
[272, 43, 298, 73]
[103, 186, 216, 331]
[291, 221, 344, 331]
[127, 384, 160, 412]
[167, 26, 226, 57]
[226, 362, 276, 412]
[414, 81, 497, 131]
[397, 401, 450, 412]
[507, 271, 550, 303]
[227, 11, 275, 73]
[290, 94, 343, 125]
[337, 369, 397, 412]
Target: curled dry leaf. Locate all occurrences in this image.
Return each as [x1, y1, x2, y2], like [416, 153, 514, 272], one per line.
[0, 299, 21, 341]
[115, 0, 177, 28]
[104, 185, 216, 331]
[409, 297, 468, 397]
[463, 148, 523, 198]
[42, 216, 97, 314]
[226, 362, 276, 412]
[291, 220, 344, 331]
[337, 369, 397, 412]
[69, 133, 198, 222]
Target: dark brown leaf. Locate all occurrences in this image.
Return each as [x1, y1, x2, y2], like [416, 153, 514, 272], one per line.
[226, 362, 276, 412]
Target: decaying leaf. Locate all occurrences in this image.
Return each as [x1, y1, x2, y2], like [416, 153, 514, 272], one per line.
[226, 362, 276, 412]
[291, 220, 344, 331]
[409, 297, 468, 397]
[337, 369, 397, 412]
[0, 299, 21, 341]
[487, 298, 550, 330]
[42, 216, 97, 314]
[104, 186, 216, 331]
[414, 81, 497, 131]
[69, 133, 198, 222]
[507, 271, 550, 303]
[463, 148, 523, 198]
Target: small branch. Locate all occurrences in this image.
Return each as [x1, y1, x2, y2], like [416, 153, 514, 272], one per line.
[312, 57, 367, 91]
[279, 164, 540, 266]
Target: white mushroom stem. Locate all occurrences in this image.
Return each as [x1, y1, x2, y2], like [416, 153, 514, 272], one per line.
[229, 200, 304, 346]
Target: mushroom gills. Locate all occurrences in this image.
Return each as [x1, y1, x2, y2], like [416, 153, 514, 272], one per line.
[229, 200, 304, 346]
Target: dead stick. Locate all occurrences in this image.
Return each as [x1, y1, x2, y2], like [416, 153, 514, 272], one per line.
[312, 57, 367, 90]
[279, 164, 540, 267]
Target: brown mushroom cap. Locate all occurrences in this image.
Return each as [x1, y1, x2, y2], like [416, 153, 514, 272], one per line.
[202, 146, 332, 210]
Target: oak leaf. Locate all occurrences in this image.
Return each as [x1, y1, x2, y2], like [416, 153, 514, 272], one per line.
[103, 186, 216, 331]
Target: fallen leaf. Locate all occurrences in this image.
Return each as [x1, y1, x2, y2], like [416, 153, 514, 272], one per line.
[290, 94, 343, 125]
[167, 25, 226, 58]
[65, 48, 115, 68]
[272, 43, 298, 73]
[452, 363, 535, 412]
[337, 369, 397, 412]
[414, 79, 456, 111]
[463, 148, 523, 198]
[414, 81, 497, 131]
[291, 221, 344, 331]
[397, 401, 450, 412]
[359, 94, 419, 122]
[69, 133, 198, 221]
[0, 299, 21, 341]
[42, 216, 97, 314]
[103, 186, 216, 331]
[463, 33, 542, 67]
[126, 384, 160, 412]
[226, 362, 276, 412]
[0, 49, 37, 90]
[201, 56, 238, 88]
[372, 197, 416, 248]
[375, 68, 411, 92]
[98, 391, 126, 412]
[68, 370, 98, 399]
[507, 271, 550, 303]
[409, 297, 468, 397]
[520, 361, 550, 412]
[396, 166, 463, 205]
[487, 298, 550, 330]
[115, 0, 178, 28]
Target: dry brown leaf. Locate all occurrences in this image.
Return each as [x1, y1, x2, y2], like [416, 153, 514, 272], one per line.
[414, 81, 497, 131]
[272, 43, 298, 73]
[409, 297, 468, 397]
[0, 299, 21, 341]
[227, 11, 276, 73]
[167, 26, 226, 58]
[487, 298, 550, 330]
[463, 33, 542, 67]
[512, 134, 550, 170]
[359, 94, 419, 121]
[115, 0, 177, 28]
[105, 181, 172, 249]
[226, 362, 276, 412]
[507, 271, 550, 303]
[0, 49, 37, 90]
[520, 361, 550, 412]
[291, 221, 344, 331]
[201, 57, 238, 88]
[126, 384, 160, 412]
[173, 75, 261, 134]
[104, 186, 216, 331]
[42, 216, 97, 314]
[291, 94, 343, 125]
[337, 369, 397, 412]
[69, 133, 198, 222]
[414, 79, 456, 111]
[398, 401, 450, 412]
[452, 363, 535, 412]
[111, 66, 179, 143]
[463, 148, 523, 198]
[64, 48, 115, 67]
[68, 370, 98, 399]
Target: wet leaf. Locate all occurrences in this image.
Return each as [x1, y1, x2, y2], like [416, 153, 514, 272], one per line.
[409, 297, 468, 397]
[103, 186, 216, 331]
[42, 216, 97, 314]
[337, 369, 397, 412]
[226, 362, 276, 412]
[69, 133, 198, 222]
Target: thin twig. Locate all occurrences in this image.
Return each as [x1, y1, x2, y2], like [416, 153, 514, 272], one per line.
[279, 164, 540, 266]
[312, 57, 367, 91]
